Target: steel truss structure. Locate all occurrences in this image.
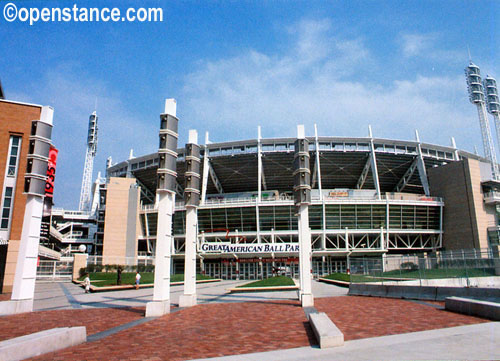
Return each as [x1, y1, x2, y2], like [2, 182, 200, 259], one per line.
[105, 128, 489, 274]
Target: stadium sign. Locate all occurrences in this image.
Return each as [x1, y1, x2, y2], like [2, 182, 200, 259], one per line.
[199, 242, 299, 254]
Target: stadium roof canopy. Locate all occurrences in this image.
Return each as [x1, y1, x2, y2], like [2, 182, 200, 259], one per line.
[107, 136, 483, 202]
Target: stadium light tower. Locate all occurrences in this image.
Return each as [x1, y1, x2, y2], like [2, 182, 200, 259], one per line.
[465, 62, 499, 179]
[484, 75, 500, 150]
[79, 111, 98, 211]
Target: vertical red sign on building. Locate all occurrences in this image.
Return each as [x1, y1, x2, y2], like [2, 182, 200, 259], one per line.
[41, 146, 58, 233]
[45, 146, 58, 198]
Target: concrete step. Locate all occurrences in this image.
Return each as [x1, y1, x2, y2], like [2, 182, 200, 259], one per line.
[0, 327, 86, 361]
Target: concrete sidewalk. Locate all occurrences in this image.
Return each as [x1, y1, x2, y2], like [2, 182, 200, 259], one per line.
[197, 322, 500, 361]
[15, 280, 497, 360]
[33, 279, 348, 311]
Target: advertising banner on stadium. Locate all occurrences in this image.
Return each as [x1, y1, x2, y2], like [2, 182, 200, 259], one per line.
[199, 242, 299, 254]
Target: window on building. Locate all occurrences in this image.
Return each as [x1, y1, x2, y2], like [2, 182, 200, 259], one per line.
[7, 136, 21, 177]
[1, 187, 13, 229]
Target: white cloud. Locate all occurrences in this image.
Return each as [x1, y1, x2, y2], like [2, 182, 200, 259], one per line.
[399, 32, 464, 63]
[181, 20, 479, 152]
[401, 33, 436, 57]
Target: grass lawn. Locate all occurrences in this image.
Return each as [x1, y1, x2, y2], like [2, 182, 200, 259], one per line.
[80, 272, 213, 287]
[237, 276, 295, 288]
[323, 273, 350, 282]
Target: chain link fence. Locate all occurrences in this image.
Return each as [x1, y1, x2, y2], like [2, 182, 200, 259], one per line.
[349, 248, 500, 287]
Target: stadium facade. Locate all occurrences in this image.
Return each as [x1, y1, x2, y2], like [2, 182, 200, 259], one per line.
[97, 130, 500, 279]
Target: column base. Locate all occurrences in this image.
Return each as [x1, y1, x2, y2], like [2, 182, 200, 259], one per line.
[300, 293, 314, 308]
[145, 300, 170, 317]
[178, 294, 197, 308]
[0, 299, 33, 315]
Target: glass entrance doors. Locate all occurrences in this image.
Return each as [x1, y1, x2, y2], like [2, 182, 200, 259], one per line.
[203, 258, 344, 280]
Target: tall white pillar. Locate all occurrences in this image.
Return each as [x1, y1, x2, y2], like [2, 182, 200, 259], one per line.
[9, 196, 43, 311]
[179, 208, 197, 306]
[148, 192, 174, 313]
[298, 204, 313, 306]
[294, 125, 313, 307]
[179, 130, 200, 308]
[146, 99, 178, 317]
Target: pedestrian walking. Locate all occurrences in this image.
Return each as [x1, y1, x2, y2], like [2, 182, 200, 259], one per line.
[84, 273, 91, 293]
[135, 271, 141, 290]
[117, 266, 122, 285]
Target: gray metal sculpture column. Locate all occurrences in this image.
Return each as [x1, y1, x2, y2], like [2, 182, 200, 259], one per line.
[179, 130, 201, 307]
[294, 125, 314, 307]
[146, 99, 178, 317]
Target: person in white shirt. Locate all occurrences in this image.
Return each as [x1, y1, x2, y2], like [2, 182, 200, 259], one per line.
[135, 272, 141, 290]
[84, 274, 91, 293]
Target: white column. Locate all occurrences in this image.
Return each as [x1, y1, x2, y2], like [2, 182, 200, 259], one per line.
[368, 126, 381, 200]
[257, 126, 262, 202]
[296, 125, 313, 307]
[415, 129, 431, 196]
[200, 132, 210, 205]
[314, 124, 326, 250]
[298, 204, 313, 306]
[146, 99, 177, 317]
[345, 227, 349, 251]
[179, 129, 200, 308]
[11, 197, 43, 304]
[450, 137, 460, 161]
[380, 226, 385, 251]
[146, 191, 174, 316]
[179, 207, 197, 307]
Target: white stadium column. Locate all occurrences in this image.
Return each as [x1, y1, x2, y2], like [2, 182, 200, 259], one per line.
[200, 132, 210, 205]
[294, 125, 314, 307]
[314, 124, 326, 250]
[179, 130, 201, 308]
[146, 99, 178, 317]
[0, 106, 54, 315]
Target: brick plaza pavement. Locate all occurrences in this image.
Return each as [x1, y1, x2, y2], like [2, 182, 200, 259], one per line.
[0, 296, 482, 361]
[0, 307, 145, 342]
[314, 296, 488, 341]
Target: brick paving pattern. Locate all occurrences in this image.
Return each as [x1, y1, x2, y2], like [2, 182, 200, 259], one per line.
[0, 307, 144, 342]
[0, 296, 486, 361]
[315, 296, 488, 341]
[33, 301, 315, 361]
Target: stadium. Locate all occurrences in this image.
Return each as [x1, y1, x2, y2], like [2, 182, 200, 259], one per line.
[40, 62, 500, 282]
[101, 128, 498, 280]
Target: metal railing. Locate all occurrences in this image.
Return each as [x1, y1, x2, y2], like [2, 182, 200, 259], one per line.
[87, 255, 155, 267]
[140, 194, 443, 212]
[51, 208, 94, 217]
[36, 260, 73, 279]
[483, 191, 500, 203]
[348, 248, 499, 287]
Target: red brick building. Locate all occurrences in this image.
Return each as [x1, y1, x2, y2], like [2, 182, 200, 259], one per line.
[0, 99, 46, 293]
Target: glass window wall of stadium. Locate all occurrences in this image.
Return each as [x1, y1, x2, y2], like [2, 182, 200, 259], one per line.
[138, 202, 442, 255]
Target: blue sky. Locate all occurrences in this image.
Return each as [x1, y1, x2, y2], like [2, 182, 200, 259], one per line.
[1, 0, 498, 208]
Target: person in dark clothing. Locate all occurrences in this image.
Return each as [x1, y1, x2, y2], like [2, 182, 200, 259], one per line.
[117, 267, 122, 285]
